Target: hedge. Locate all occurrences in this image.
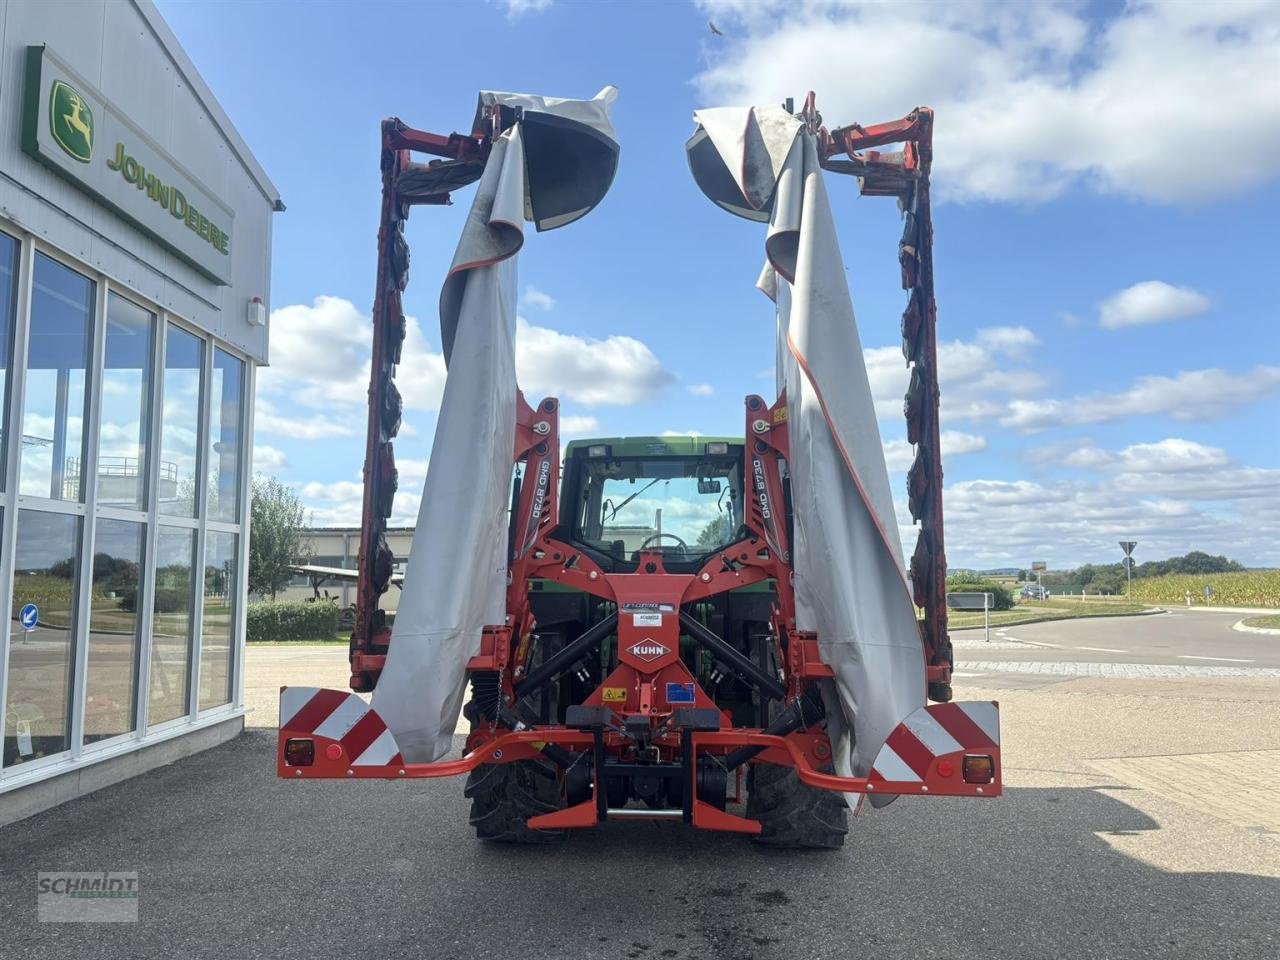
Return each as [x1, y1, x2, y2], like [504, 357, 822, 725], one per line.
[945, 574, 1014, 610]
[247, 600, 339, 643]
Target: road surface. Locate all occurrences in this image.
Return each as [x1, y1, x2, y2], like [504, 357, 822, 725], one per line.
[2, 613, 1276, 960]
[955, 608, 1279, 668]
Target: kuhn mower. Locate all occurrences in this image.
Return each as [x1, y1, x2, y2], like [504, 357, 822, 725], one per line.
[278, 90, 1000, 847]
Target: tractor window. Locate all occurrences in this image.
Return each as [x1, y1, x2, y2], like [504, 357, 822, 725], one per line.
[572, 456, 744, 560]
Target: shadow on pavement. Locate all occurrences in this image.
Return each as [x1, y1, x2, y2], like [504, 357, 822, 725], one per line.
[1, 729, 1275, 960]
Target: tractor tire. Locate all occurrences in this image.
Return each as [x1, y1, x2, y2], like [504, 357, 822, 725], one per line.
[464, 759, 567, 844]
[745, 761, 848, 849]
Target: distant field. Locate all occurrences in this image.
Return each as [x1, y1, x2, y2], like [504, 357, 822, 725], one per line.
[1129, 571, 1280, 608]
[946, 598, 1149, 630]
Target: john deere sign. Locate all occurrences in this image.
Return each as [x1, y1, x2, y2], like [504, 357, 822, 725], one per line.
[49, 80, 94, 163]
[21, 46, 234, 285]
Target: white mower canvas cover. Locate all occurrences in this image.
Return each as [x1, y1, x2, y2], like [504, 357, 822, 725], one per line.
[373, 88, 619, 762]
[687, 107, 926, 796]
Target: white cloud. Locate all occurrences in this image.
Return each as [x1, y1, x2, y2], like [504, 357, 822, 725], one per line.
[252, 444, 289, 472]
[883, 430, 987, 470]
[499, 0, 551, 17]
[688, 383, 715, 397]
[696, 1, 1280, 203]
[559, 414, 601, 438]
[1098, 281, 1210, 329]
[516, 317, 674, 406]
[255, 400, 360, 439]
[519, 286, 556, 312]
[864, 328, 1047, 424]
[262, 296, 447, 413]
[395, 458, 430, 485]
[265, 296, 671, 417]
[1001, 365, 1280, 432]
[928, 437, 1280, 567]
[975, 325, 1039, 358]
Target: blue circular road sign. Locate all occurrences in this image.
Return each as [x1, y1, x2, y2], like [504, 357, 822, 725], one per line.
[19, 603, 39, 631]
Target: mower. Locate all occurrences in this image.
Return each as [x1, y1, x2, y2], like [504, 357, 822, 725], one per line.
[277, 92, 1001, 846]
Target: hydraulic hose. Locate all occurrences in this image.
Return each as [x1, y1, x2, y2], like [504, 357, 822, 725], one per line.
[724, 685, 826, 771]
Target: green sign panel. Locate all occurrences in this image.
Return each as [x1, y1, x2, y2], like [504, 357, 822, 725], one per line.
[21, 46, 234, 285]
[49, 80, 94, 163]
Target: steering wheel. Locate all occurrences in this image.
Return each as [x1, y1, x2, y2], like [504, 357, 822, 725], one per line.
[638, 533, 688, 554]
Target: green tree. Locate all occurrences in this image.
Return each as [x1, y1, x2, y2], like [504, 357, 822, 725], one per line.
[697, 517, 729, 547]
[248, 475, 311, 599]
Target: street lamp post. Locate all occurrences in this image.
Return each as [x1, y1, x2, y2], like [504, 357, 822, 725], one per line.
[1119, 540, 1137, 600]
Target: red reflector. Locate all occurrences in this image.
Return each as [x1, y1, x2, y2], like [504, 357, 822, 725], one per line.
[962, 755, 994, 784]
[325, 742, 344, 761]
[936, 759, 955, 778]
[285, 738, 315, 766]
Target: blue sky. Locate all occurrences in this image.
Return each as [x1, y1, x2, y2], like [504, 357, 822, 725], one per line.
[157, 0, 1280, 569]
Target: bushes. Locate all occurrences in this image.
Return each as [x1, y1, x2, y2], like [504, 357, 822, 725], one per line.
[945, 574, 1014, 610]
[117, 586, 190, 614]
[247, 600, 339, 643]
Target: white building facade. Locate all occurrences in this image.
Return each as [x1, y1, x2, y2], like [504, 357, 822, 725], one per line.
[0, 0, 279, 822]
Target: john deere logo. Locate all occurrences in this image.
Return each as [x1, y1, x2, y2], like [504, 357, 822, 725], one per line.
[49, 80, 93, 163]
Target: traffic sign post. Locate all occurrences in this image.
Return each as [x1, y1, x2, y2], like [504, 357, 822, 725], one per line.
[947, 591, 994, 642]
[1119, 541, 1137, 600]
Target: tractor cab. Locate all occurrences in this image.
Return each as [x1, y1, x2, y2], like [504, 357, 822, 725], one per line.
[559, 436, 746, 573]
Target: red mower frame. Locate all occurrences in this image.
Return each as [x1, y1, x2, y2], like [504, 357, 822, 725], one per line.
[278, 94, 998, 835]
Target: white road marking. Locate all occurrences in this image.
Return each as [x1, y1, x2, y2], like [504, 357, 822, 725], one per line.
[1072, 646, 1128, 653]
[1177, 655, 1256, 664]
[1005, 636, 1062, 648]
[951, 671, 982, 678]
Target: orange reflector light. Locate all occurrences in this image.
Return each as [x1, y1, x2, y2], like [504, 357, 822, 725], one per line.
[962, 755, 994, 784]
[285, 738, 315, 766]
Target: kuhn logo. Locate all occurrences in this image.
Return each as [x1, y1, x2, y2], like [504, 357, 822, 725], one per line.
[628, 640, 669, 662]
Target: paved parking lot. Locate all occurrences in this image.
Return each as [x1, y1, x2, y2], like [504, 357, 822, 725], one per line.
[2, 615, 1277, 959]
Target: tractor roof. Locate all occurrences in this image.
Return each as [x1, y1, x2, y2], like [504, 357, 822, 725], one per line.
[564, 435, 742, 458]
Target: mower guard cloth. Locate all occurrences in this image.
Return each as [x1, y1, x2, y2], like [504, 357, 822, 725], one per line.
[373, 89, 619, 763]
[280, 687, 1001, 802]
[476, 86, 620, 233]
[688, 107, 926, 803]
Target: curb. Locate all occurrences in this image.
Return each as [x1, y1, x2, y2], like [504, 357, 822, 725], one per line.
[1232, 619, 1280, 636]
[951, 607, 1162, 632]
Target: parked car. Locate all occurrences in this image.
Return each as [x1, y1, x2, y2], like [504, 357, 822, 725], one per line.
[1020, 584, 1048, 600]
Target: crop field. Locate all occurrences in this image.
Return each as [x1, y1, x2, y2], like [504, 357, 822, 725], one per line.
[1129, 570, 1280, 608]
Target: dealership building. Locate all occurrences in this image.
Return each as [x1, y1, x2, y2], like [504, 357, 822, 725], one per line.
[0, 0, 279, 822]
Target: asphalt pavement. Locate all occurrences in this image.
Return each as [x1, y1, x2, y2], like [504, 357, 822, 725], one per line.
[2, 614, 1277, 960]
[955, 608, 1280, 668]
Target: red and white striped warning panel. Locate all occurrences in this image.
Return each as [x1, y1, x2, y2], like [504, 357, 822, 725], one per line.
[870, 701, 999, 784]
[280, 687, 403, 767]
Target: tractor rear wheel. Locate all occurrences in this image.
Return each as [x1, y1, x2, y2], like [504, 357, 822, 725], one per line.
[464, 759, 566, 843]
[745, 761, 848, 849]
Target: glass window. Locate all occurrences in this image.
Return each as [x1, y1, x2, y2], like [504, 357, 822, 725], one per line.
[148, 526, 195, 725]
[198, 531, 237, 711]
[0, 231, 18, 489]
[208, 349, 244, 523]
[83, 518, 146, 744]
[4, 510, 81, 766]
[20, 254, 93, 501]
[158, 324, 203, 517]
[571, 455, 745, 560]
[97, 295, 155, 510]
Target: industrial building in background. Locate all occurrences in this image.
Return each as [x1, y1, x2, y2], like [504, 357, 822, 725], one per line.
[0, 0, 280, 824]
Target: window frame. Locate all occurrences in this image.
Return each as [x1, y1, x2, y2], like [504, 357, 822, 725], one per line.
[0, 221, 254, 786]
